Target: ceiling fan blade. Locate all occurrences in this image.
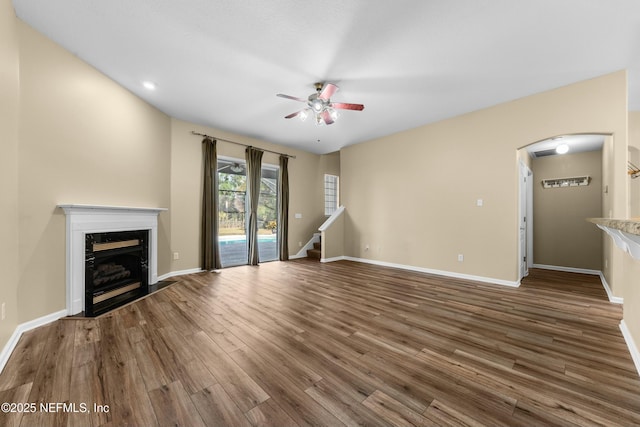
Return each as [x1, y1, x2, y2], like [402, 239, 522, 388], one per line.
[331, 102, 364, 111]
[277, 93, 307, 103]
[321, 110, 335, 125]
[318, 83, 339, 100]
[284, 110, 304, 119]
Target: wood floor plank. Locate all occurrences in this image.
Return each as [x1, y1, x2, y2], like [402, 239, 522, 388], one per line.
[102, 357, 158, 426]
[0, 262, 638, 426]
[0, 325, 50, 392]
[228, 346, 345, 427]
[148, 381, 205, 427]
[226, 321, 323, 390]
[187, 330, 270, 412]
[0, 382, 31, 427]
[21, 320, 75, 427]
[424, 399, 502, 427]
[190, 383, 252, 427]
[68, 360, 103, 427]
[362, 389, 433, 427]
[305, 379, 392, 427]
[245, 398, 300, 427]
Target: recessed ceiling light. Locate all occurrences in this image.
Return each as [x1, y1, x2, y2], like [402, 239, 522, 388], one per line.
[556, 143, 569, 154]
[142, 81, 156, 90]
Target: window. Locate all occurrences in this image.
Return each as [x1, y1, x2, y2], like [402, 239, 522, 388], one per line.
[324, 174, 339, 216]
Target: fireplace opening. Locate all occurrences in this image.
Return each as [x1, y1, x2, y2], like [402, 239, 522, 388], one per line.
[85, 230, 149, 316]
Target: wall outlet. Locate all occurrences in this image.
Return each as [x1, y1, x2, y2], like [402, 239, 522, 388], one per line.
[173, 252, 180, 260]
[1, 303, 5, 320]
[298, 241, 302, 247]
[458, 254, 464, 262]
[476, 199, 483, 207]
[295, 213, 302, 219]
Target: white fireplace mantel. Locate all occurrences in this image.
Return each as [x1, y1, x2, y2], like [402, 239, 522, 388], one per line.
[58, 204, 167, 315]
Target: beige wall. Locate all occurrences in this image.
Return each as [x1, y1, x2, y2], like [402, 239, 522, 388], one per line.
[16, 20, 172, 322]
[531, 151, 603, 270]
[623, 112, 640, 356]
[322, 212, 345, 260]
[630, 112, 640, 217]
[341, 71, 628, 284]
[320, 151, 341, 177]
[169, 119, 327, 271]
[0, 0, 20, 346]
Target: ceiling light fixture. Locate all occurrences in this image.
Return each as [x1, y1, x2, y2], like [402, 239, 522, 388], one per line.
[556, 143, 569, 154]
[142, 81, 156, 90]
[277, 82, 364, 126]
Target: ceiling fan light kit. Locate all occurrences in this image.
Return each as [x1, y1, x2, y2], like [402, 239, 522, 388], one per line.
[277, 82, 364, 126]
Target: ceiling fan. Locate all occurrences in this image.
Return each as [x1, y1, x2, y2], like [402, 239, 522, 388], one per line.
[277, 82, 364, 125]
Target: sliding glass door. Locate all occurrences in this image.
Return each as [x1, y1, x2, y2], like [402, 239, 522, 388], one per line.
[217, 158, 278, 267]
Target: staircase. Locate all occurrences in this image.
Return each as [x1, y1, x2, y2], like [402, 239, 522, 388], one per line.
[307, 240, 321, 260]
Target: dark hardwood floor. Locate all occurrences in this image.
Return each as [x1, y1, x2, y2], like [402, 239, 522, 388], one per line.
[1, 260, 639, 426]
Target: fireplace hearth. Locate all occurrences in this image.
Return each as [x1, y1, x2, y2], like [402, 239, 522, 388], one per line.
[85, 230, 149, 316]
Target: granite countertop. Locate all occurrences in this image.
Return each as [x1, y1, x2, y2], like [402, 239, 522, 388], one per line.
[588, 218, 640, 236]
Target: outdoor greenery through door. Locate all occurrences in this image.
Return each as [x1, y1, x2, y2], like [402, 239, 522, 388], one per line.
[217, 158, 279, 267]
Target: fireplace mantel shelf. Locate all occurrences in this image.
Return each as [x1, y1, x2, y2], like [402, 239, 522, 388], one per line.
[58, 204, 167, 214]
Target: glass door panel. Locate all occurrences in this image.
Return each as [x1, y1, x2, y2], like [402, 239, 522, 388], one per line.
[218, 160, 247, 267]
[258, 166, 278, 262]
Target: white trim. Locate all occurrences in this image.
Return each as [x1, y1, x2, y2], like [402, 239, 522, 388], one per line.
[158, 268, 204, 281]
[343, 257, 520, 287]
[598, 272, 624, 304]
[531, 264, 624, 304]
[0, 309, 67, 374]
[532, 263, 601, 275]
[620, 320, 640, 377]
[320, 256, 347, 263]
[318, 206, 345, 232]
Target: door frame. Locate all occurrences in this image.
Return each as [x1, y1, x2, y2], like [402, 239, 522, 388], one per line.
[519, 161, 533, 281]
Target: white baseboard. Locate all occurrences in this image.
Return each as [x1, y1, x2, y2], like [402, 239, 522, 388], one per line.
[532, 263, 601, 275]
[157, 268, 203, 281]
[343, 257, 520, 287]
[531, 264, 623, 304]
[321, 256, 347, 263]
[0, 308, 67, 375]
[598, 272, 624, 304]
[620, 320, 640, 377]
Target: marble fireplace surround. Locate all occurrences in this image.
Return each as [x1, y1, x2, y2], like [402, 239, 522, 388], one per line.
[58, 204, 167, 315]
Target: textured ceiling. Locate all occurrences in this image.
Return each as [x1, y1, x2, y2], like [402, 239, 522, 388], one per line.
[12, 0, 640, 154]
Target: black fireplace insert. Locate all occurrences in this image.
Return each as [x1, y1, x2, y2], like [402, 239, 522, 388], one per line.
[85, 230, 149, 316]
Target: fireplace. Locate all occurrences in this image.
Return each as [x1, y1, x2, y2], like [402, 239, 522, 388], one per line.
[85, 230, 149, 316]
[59, 204, 167, 316]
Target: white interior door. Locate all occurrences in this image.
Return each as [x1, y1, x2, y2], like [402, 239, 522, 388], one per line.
[519, 162, 530, 280]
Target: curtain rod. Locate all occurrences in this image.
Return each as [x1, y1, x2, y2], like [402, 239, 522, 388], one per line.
[191, 131, 296, 159]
